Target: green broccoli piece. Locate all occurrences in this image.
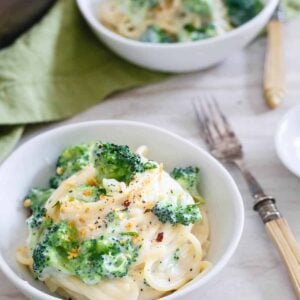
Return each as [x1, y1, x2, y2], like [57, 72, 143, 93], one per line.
[93, 142, 146, 185]
[73, 237, 116, 284]
[182, 23, 217, 41]
[183, 0, 213, 19]
[171, 166, 205, 204]
[27, 207, 47, 229]
[50, 143, 95, 188]
[24, 188, 54, 250]
[32, 221, 79, 277]
[32, 221, 140, 284]
[73, 235, 139, 284]
[152, 198, 202, 226]
[26, 208, 47, 252]
[140, 26, 175, 43]
[224, 0, 264, 27]
[25, 188, 54, 214]
[101, 253, 131, 278]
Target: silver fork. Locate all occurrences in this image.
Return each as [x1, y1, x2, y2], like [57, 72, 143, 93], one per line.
[193, 96, 300, 299]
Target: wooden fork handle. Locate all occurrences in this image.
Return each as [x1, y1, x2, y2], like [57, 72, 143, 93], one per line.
[264, 20, 285, 109]
[254, 198, 300, 298]
[265, 218, 300, 299]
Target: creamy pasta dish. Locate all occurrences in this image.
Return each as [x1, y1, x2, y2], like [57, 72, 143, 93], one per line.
[17, 142, 211, 300]
[99, 0, 264, 43]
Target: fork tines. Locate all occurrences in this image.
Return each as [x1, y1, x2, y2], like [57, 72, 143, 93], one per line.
[193, 95, 239, 150]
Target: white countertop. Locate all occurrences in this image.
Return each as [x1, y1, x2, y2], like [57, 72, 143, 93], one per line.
[1, 17, 300, 300]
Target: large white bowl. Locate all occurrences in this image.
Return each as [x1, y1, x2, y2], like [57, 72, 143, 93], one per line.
[76, 0, 278, 73]
[0, 121, 244, 300]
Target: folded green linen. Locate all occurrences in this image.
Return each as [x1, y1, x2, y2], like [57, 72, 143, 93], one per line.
[0, 0, 167, 161]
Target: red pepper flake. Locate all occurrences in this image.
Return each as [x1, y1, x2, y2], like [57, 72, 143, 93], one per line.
[123, 200, 131, 208]
[156, 232, 164, 242]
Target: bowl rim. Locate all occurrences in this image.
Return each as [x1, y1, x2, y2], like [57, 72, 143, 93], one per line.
[0, 120, 244, 300]
[76, 0, 278, 49]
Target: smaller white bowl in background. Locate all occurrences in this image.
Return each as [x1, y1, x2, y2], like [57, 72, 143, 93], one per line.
[0, 121, 244, 300]
[275, 105, 300, 178]
[76, 0, 278, 73]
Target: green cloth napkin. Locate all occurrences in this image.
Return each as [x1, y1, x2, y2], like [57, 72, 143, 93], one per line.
[0, 0, 167, 161]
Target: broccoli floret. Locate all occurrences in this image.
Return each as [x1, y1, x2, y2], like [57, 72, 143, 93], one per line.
[25, 189, 54, 250]
[224, 0, 264, 27]
[182, 23, 217, 41]
[183, 0, 213, 19]
[50, 143, 95, 188]
[73, 238, 115, 284]
[152, 199, 202, 226]
[171, 166, 205, 204]
[73, 235, 139, 284]
[25, 188, 54, 214]
[32, 221, 78, 277]
[176, 203, 202, 225]
[32, 221, 140, 284]
[140, 26, 175, 43]
[26, 208, 48, 252]
[101, 253, 131, 278]
[93, 143, 146, 185]
[27, 207, 47, 229]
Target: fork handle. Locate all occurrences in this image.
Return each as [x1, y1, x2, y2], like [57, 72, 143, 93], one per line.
[255, 199, 300, 299]
[264, 20, 285, 109]
[266, 218, 300, 299]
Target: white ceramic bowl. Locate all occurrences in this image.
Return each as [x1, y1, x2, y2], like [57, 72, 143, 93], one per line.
[0, 121, 244, 300]
[76, 0, 278, 73]
[275, 105, 300, 178]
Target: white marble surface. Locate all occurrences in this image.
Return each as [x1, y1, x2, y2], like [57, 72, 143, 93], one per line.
[1, 17, 300, 300]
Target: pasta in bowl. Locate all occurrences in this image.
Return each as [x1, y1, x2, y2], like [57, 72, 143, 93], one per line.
[76, 0, 278, 72]
[98, 0, 264, 43]
[0, 121, 244, 300]
[17, 142, 211, 300]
